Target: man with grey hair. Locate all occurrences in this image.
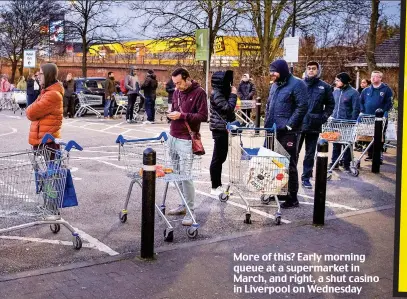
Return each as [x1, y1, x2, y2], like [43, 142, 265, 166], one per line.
[125, 66, 140, 123]
[237, 73, 256, 119]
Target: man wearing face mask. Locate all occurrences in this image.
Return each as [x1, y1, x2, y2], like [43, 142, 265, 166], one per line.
[298, 62, 334, 189]
[237, 73, 256, 119]
[264, 59, 308, 209]
[125, 66, 140, 123]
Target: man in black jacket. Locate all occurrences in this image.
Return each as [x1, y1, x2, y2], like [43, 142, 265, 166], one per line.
[265, 59, 308, 209]
[26, 71, 41, 106]
[237, 73, 256, 119]
[209, 70, 237, 195]
[165, 78, 175, 123]
[298, 61, 335, 189]
[141, 69, 158, 124]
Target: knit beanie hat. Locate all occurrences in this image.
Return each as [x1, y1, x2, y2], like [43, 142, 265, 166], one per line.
[336, 72, 351, 85]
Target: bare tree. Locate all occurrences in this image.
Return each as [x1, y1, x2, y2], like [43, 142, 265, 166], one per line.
[366, 0, 380, 73]
[0, 0, 64, 82]
[129, 0, 245, 76]
[65, 0, 125, 77]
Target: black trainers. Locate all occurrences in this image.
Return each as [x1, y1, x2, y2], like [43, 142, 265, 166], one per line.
[281, 200, 299, 209]
[343, 166, 351, 173]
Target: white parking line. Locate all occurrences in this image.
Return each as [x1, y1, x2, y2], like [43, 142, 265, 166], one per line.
[195, 190, 291, 224]
[0, 127, 17, 137]
[0, 235, 96, 249]
[298, 194, 359, 211]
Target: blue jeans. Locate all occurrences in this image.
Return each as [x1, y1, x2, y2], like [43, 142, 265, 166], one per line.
[145, 96, 155, 121]
[298, 132, 319, 180]
[104, 98, 114, 117]
[167, 134, 195, 211]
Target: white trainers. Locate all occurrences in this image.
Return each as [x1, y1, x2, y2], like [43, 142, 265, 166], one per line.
[211, 186, 224, 196]
[182, 213, 195, 226]
[168, 205, 186, 215]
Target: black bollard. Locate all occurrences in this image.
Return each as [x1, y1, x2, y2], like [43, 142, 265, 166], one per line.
[140, 148, 156, 259]
[313, 139, 329, 226]
[372, 109, 384, 173]
[255, 97, 261, 129]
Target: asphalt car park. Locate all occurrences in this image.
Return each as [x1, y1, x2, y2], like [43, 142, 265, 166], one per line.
[0, 111, 397, 275]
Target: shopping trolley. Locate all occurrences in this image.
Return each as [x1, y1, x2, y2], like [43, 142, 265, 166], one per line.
[384, 110, 397, 151]
[74, 92, 103, 118]
[0, 92, 14, 111]
[154, 96, 169, 122]
[113, 94, 128, 118]
[218, 124, 290, 225]
[116, 132, 201, 241]
[235, 100, 255, 127]
[12, 90, 27, 115]
[353, 114, 386, 168]
[0, 134, 83, 249]
[320, 118, 358, 179]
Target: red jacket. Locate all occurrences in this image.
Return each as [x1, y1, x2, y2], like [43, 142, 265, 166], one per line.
[170, 81, 208, 139]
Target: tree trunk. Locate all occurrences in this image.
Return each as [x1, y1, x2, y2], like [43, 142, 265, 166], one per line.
[82, 39, 87, 77]
[366, 0, 379, 73]
[10, 60, 18, 84]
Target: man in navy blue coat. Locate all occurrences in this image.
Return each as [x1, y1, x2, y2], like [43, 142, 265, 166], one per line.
[265, 59, 308, 209]
[360, 70, 393, 161]
[299, 62, 335, 189]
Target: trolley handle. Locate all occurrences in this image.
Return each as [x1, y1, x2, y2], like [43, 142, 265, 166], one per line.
[65, 141, 83, 152]
[41, 134, 83, 152]
[116, 132, 168, 145]
[226, 123, 276, 132]
[327, 118, 357, 124]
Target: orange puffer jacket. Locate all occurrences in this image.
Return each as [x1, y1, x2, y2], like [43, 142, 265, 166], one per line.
[26, 82, 64, 146]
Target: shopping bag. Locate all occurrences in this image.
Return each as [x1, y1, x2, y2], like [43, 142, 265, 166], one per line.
[386, 121, 397, 141]
[62, 169, 78, 208]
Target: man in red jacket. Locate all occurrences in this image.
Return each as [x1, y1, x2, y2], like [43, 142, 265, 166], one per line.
[167, 67, 208, 226]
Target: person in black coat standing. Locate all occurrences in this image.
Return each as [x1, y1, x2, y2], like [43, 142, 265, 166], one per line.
[26, 71, 41, 106]
[298, 61, 334, 189]
[237, 73, 256, 119]
[165, 78, 175, 123]
[140, 69, 158, 124]
[209, 70, 237, 196]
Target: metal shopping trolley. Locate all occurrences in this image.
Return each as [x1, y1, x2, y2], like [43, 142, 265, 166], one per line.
[218, 125, 290, 225]
[12, 90, 27, 115]
[113, 94, 128, 118]
[154, 96, 169, 122]
[75, 92, 103, 118]
[320, 118, 358, 179]
[0, 134, 83, 249]
[384, 110, 397, 151]
[0, 92, 14, 111]
[235, 100, 255, 127]
[116, 132, 201, 241]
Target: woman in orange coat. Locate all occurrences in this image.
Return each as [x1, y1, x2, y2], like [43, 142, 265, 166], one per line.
[26, 63, 64, 148]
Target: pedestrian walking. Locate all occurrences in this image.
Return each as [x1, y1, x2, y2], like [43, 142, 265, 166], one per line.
[140, 69, 158, 124]
[360, 70, 393, 161]
[26, 71, 41, 106]
[26, 63, 64, 150]
[166, 67, 208, 226]
[298, 62, 334, 189]
[209, 70, 237, 196]
[330, 72, 360, 172]
[0, 75, 11, 92]
[16, 76, 27, 91]
[125, 66, 140, 123]
[264, 59, 308, 209]
[237, 73, 256, 119]
[62, 73, 76, 118]
[104, 71, 116, 119]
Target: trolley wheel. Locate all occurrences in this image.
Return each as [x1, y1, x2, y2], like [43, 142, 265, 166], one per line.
[164, 229, 173, 242]
[356, 161, 361, 169]
[219, 193, 229, 202]
[119, 211, 128, 223]
[73, 236, 82, 250]
[275, 216, 282, 225]
[260, 195, 272, 205]
[50, 223, 60, 234]
[186, 227, 198, 239]
[244, 213, 252, 224]
[350, 167, 359, 177]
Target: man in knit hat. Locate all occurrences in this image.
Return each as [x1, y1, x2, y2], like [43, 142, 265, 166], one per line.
[298, 61, 335, 189]
[264, 59, 308, 209]
[330, 72, 360, 172]
[237, 73, 256, 120]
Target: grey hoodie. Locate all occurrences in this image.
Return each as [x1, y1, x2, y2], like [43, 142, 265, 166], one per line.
[125, 66, 140, 95]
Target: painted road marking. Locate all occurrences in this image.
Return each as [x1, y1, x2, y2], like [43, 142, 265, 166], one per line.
[0, 127, 17, 137]
[195, 190, 291, 224]
[0, 235, 96, 249]
[298, 194, 358, 211]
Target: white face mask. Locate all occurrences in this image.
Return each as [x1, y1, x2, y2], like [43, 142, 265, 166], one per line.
[242, 77, 249, 82]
